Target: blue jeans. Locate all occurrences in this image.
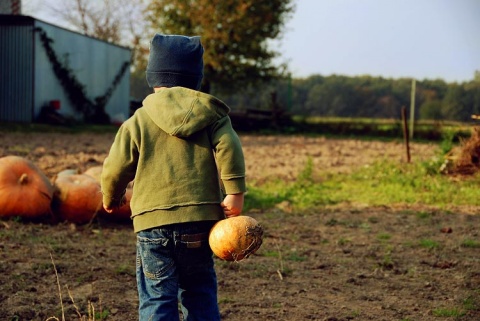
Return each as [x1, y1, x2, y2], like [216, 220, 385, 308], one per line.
[136, 221, 221, 321]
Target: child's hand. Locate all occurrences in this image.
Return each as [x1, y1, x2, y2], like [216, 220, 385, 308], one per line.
[221, 193, 244, 218]
[103, 195, 126, 213]
[103, 204, 114, 213]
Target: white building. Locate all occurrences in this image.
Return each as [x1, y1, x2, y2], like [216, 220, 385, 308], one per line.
[0, 14, 131, 123]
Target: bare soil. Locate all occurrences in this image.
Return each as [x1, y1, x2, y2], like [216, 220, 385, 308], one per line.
[0, 131, 479, 321]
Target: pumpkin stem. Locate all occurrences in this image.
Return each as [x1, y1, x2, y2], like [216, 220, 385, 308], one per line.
[237, 225, 263, 261]
[19, 173, 29, 185]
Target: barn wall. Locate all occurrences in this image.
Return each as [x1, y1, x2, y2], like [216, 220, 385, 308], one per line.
[0, 14, 130, 123]
[0, 16, 34, 122]
[34, 20, 131, 122]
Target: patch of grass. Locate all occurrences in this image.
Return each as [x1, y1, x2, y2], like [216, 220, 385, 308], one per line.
[359, 222, 371, 231]
[95, 309, 110, 320]
[439, 129, 457, 155]
[340, 160, 480, 207]
[262, 250, 280, 258]
[432, 307, 465, 317]
[115, 264, 135, 277]
[246, 143, 480, 212]
[461, 239, 480, 248]
[245, 158, 340, 213]
[32, 262, 53, 273]
[377, 233, 392, 241]
[337, 238, 351, 246]
[377, 244, 395, 270]
[286, 252, 306, 262]
[379, 253, 394, 270]
[419, 239, 439, 250]
[368, 217, 380, 224]
[462, 296, 478, 311]
[416, 211, 433, 220]
[326, 218, 339, 226]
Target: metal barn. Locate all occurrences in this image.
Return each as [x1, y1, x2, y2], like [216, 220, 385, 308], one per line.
[0, 14, 131, 123]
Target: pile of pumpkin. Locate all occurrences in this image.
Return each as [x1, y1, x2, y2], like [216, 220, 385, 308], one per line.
[0, 155, 132, 224]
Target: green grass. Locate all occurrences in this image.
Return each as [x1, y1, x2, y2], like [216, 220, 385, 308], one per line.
[377, 233, 392, 241]
[419, 239, 440, 250]
[432, 307, 465, 317]
[244, 143, 480, 213]
[245, 158, 338, 211]
[461, 239, 480, 248]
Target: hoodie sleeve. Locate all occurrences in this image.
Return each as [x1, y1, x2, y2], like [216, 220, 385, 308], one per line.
[101, 125, 138, 208]
[209, 116, 246, 194]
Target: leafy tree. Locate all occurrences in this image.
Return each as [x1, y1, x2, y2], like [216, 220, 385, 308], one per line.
[464, 77, 480, 118]
[419, 79, 448, 101]
[145, 0, 295, 93]
[441, 84, 469, 121]
[419, 100, 443, 120]
[48, 0, 148, 69]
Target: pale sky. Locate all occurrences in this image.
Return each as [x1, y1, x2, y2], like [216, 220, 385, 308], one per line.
[22, 0, 480, 83]
[278, 0, 480, 82]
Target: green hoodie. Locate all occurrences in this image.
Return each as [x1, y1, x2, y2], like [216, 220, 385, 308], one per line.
[101, 87, 246, 232]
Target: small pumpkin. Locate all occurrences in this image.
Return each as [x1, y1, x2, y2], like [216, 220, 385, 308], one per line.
[53, 173, 103, 224]
[84, 165, 134, 189]
[209, 216, 263, 261]
[83, 165, 103, 182]
[83, 165, 134, 221]
[57, 168, 79, 177]
[0, 155, 54, 218]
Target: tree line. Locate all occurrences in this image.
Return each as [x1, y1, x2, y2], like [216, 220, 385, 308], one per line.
[220, 72, 480, 122]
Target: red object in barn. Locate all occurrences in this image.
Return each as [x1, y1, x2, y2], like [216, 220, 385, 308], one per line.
[50, 100, 61, 110]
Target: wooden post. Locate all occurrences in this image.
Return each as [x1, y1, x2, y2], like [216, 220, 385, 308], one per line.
[402, 106, 411, 163]
[409, 79, 416, 139]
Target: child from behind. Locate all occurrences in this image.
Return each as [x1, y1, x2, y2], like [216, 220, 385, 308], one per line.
[101, 34, 246, 321]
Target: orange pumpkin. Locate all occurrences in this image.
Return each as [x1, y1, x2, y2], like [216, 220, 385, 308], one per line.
[83, 165, 134, 221]
[83, 165, 103, 182]
[209, 216, 263, 261]
[0, 155, 54, 218]
[84, 165, 134, 188]
[53, 173, 103, 224]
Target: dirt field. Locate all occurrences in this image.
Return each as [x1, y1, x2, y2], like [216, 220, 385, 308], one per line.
[1, 131, 479, 321]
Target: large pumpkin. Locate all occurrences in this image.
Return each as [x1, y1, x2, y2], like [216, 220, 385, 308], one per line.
[53, 173, 103, 224]
[209, 216, 263, 261]
[0, 155, 54, 218]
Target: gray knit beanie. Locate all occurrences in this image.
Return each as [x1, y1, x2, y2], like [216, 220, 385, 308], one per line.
[146, 34, 204, 90]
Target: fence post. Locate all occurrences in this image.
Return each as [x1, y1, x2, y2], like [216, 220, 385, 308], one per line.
[409, 79, 416, 139]
[402, 106, 411, 163]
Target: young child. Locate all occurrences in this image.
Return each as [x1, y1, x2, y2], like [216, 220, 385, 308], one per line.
[101, 34, 246, 321]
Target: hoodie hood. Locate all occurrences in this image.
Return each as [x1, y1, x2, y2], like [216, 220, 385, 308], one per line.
[142, 87, 230, 137]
